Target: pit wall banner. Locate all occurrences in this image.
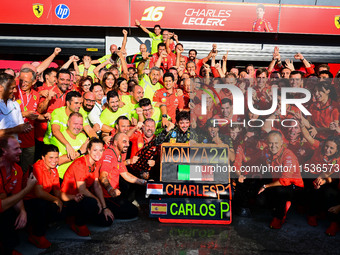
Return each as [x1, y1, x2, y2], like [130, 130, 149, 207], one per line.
[0, 1, 339, 35]
[0, 0, 129, 27]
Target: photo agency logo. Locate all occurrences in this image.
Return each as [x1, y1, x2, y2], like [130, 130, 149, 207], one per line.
[198, 80, 312, 129]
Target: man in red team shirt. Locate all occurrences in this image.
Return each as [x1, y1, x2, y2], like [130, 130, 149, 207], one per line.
[16, 68, 50, 173]
[258, 131, 303, 229]
[36, 69, 71, 159]
[153, 72, 184, 123]
[0, 136, 28, 254]
[252, 4, 273, 32]
[149, 43, 176, 72]
[99, 132, 147, 219]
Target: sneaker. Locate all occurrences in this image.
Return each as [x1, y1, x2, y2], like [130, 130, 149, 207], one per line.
[307, 215, 318, 227]
[28, 235, 51, 249]
[281, 201, 291, 224]
[326, 222, 339, 236]
[270, 217, 283, 229]
[70, 223, 90, 237]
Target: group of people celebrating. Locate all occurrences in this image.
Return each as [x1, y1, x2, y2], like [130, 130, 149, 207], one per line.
[0, 20, 339, 254]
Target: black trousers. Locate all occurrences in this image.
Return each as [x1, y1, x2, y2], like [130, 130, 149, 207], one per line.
[63, 196, 113, 227]
[0, 208, 19, 255]
[234, 178, 265, 208]
[105, 196, 139, 219]
[24, 198, 62, 236]
[304, 179, 339, 216]
[267, 185, 302, 219]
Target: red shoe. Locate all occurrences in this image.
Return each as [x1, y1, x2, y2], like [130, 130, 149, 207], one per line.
[12, 250, 22, 255]
[270, 217, 283, 229]
[281, 201, 291, 224]
[307, 215, 318, 227]
[70, 223, 90, 237]
[28, 234, 51, 249]
[326, 222, 339, 236]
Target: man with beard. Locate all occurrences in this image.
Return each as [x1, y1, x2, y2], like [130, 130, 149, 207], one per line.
[0, 136, 32, 254]
[36, 69, 71, 158]
[133, 98, 170, 135]
[187, 45, 215, 77]
[50, 112, 88, 179]
[100, 90, 126, 136]
[120, 84, 144, 122]
[44, 91, 88, 162]
[79, 92, 98, 138]
[137, 57, 163, 101]
[99, 132, 147, 219]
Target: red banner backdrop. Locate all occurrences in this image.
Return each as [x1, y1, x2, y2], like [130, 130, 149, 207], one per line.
[279, 4, 340, 35]
[0, 0, 339, 35]
[0, 0, 129, 27]
[131, 0, 280, 33]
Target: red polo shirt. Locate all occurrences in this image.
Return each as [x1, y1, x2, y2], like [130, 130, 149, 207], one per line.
[265, 147, 304, 187]
[153, 88, 184, 123]
[35, 85, 68, 142]
[309, 100, 339, 139]
[15, 88, 40, 148]
[129, 130, 155, 158]
[25, 159, 60, 199]
[61, 155, 99, 195]
[0, 163, 23, 196]
[99, 146, 127, 198]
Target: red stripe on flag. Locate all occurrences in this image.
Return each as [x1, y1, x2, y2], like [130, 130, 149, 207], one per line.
[148, 184, 163, 189]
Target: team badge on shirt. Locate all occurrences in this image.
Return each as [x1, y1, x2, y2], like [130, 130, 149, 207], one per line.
[138, 142, 144, 149]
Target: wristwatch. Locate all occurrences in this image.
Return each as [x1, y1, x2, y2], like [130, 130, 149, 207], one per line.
[162, 114, 167, 118]
[77, 149, 83, 156]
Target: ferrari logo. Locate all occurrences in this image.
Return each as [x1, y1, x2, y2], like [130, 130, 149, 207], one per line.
[335, 16, 340, 29]
[33, 4, 43, 18]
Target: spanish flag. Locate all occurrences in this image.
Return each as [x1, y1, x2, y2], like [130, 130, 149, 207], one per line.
[151, 203, 167, 215]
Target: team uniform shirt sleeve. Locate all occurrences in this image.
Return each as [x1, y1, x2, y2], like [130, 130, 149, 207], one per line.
[277, 150, 303, 187]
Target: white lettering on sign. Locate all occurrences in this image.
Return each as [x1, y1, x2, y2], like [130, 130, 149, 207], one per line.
[183, 9, 232, 26]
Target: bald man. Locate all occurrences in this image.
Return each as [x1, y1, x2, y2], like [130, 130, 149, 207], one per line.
[99, 132, 146, 219]
[258, 130, 303, 229]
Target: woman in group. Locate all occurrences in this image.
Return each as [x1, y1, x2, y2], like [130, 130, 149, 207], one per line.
[101, 72, 116, 95]
[117, 77, 129, 96]
[308, 81, 339, 140]
[299, 114, 340, 234]
[61, 138, 114, 237]
[78, 76, 93, 94]
[24, 145, 62, 249]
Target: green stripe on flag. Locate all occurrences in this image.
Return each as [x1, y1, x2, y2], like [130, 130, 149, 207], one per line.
[178, 165, 190, 180]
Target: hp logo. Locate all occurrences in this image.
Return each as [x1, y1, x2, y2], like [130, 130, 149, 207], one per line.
[55, 4, 70, 19]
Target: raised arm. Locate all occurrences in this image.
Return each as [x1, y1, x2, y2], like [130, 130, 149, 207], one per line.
[135, 20, 152, 34]
[222, 51, 228, 75]
[268, 46, 281, 73]
[37, 47, 61, 74]
[121, 29, 128, 53]
[116, 50, 128, 79]
[137, 52, 150, 78]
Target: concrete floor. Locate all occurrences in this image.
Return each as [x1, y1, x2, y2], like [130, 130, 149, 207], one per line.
[16, 202, 340, 255]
